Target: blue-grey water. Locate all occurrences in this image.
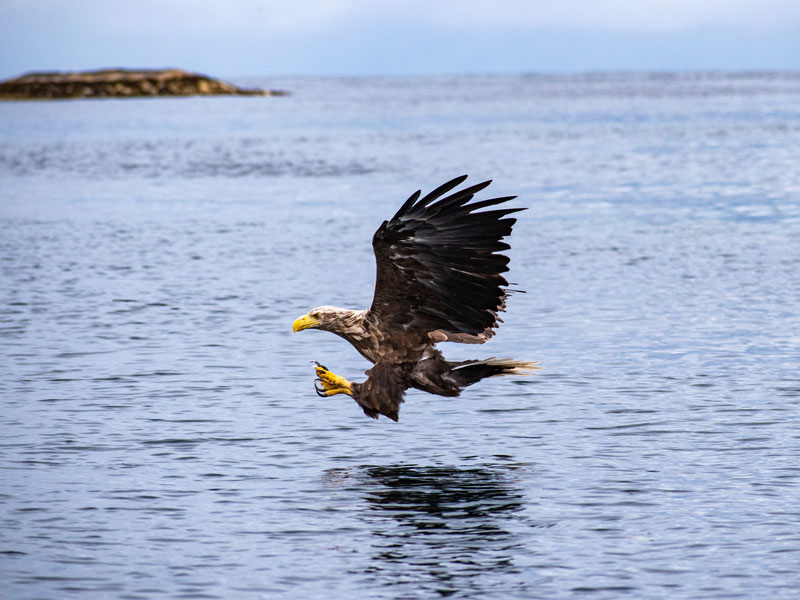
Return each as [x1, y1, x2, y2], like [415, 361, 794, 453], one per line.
[2, 72, 800, 599]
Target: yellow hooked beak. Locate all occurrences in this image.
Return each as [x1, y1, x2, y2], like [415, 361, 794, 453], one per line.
[292, 314, 320, 333]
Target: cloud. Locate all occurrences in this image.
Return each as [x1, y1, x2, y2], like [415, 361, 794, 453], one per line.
[4, 0, 800, 37]
[414, 0, 800, 31]
[1, 0, 797, 77]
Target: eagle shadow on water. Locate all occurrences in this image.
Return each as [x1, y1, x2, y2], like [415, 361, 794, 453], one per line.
[293, 175, 538, 421]
[334, 464, 527, 597]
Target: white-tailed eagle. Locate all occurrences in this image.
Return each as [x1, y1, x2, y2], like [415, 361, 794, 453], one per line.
[292, 175, 537, 421]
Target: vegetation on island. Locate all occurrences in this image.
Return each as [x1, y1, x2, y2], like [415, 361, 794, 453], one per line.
[0, 68, 287, 100]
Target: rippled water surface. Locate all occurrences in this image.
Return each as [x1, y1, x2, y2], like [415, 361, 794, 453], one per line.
[2, 72, 800, 599]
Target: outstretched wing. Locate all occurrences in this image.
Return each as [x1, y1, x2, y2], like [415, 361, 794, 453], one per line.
[367, 175, 524, 344]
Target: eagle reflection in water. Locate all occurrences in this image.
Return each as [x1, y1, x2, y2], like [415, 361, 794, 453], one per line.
[359, 464, 527, 596]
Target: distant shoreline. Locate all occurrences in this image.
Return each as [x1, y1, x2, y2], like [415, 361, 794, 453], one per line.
[0, 68, 289, 100]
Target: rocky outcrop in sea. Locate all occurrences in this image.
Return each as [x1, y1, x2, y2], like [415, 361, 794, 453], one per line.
[0, 68, 287, 100]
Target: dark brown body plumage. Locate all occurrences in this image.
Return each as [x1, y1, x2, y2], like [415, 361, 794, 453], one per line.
[294, 175, 536, 421]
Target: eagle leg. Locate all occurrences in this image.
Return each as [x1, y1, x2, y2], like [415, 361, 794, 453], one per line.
[313, 362, 353, 397]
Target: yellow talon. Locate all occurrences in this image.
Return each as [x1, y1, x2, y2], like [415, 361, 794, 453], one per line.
[317, 387, 351, 397]
[313, 362, 353, 397]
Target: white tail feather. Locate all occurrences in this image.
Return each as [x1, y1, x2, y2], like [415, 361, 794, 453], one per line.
[451, 357, 540, 376]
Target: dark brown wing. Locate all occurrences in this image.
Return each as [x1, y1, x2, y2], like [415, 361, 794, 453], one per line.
[367, 175, 524, 343]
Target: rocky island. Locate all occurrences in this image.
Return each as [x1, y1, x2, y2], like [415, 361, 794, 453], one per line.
[0, 68, 286, 100]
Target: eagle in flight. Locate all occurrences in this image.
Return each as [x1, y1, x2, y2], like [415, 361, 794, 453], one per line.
[292, 175, 537, 421]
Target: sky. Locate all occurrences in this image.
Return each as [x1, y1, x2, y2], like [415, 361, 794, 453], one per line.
[1, 0, 799, 78]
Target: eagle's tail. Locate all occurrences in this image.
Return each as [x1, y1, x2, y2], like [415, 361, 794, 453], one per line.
[449, 357, 540, 387]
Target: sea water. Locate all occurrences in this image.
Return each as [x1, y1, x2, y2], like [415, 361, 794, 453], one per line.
[2, 72, 800, 598]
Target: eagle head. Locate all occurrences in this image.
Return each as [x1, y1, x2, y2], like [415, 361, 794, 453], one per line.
[292, 306, 365, 336]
